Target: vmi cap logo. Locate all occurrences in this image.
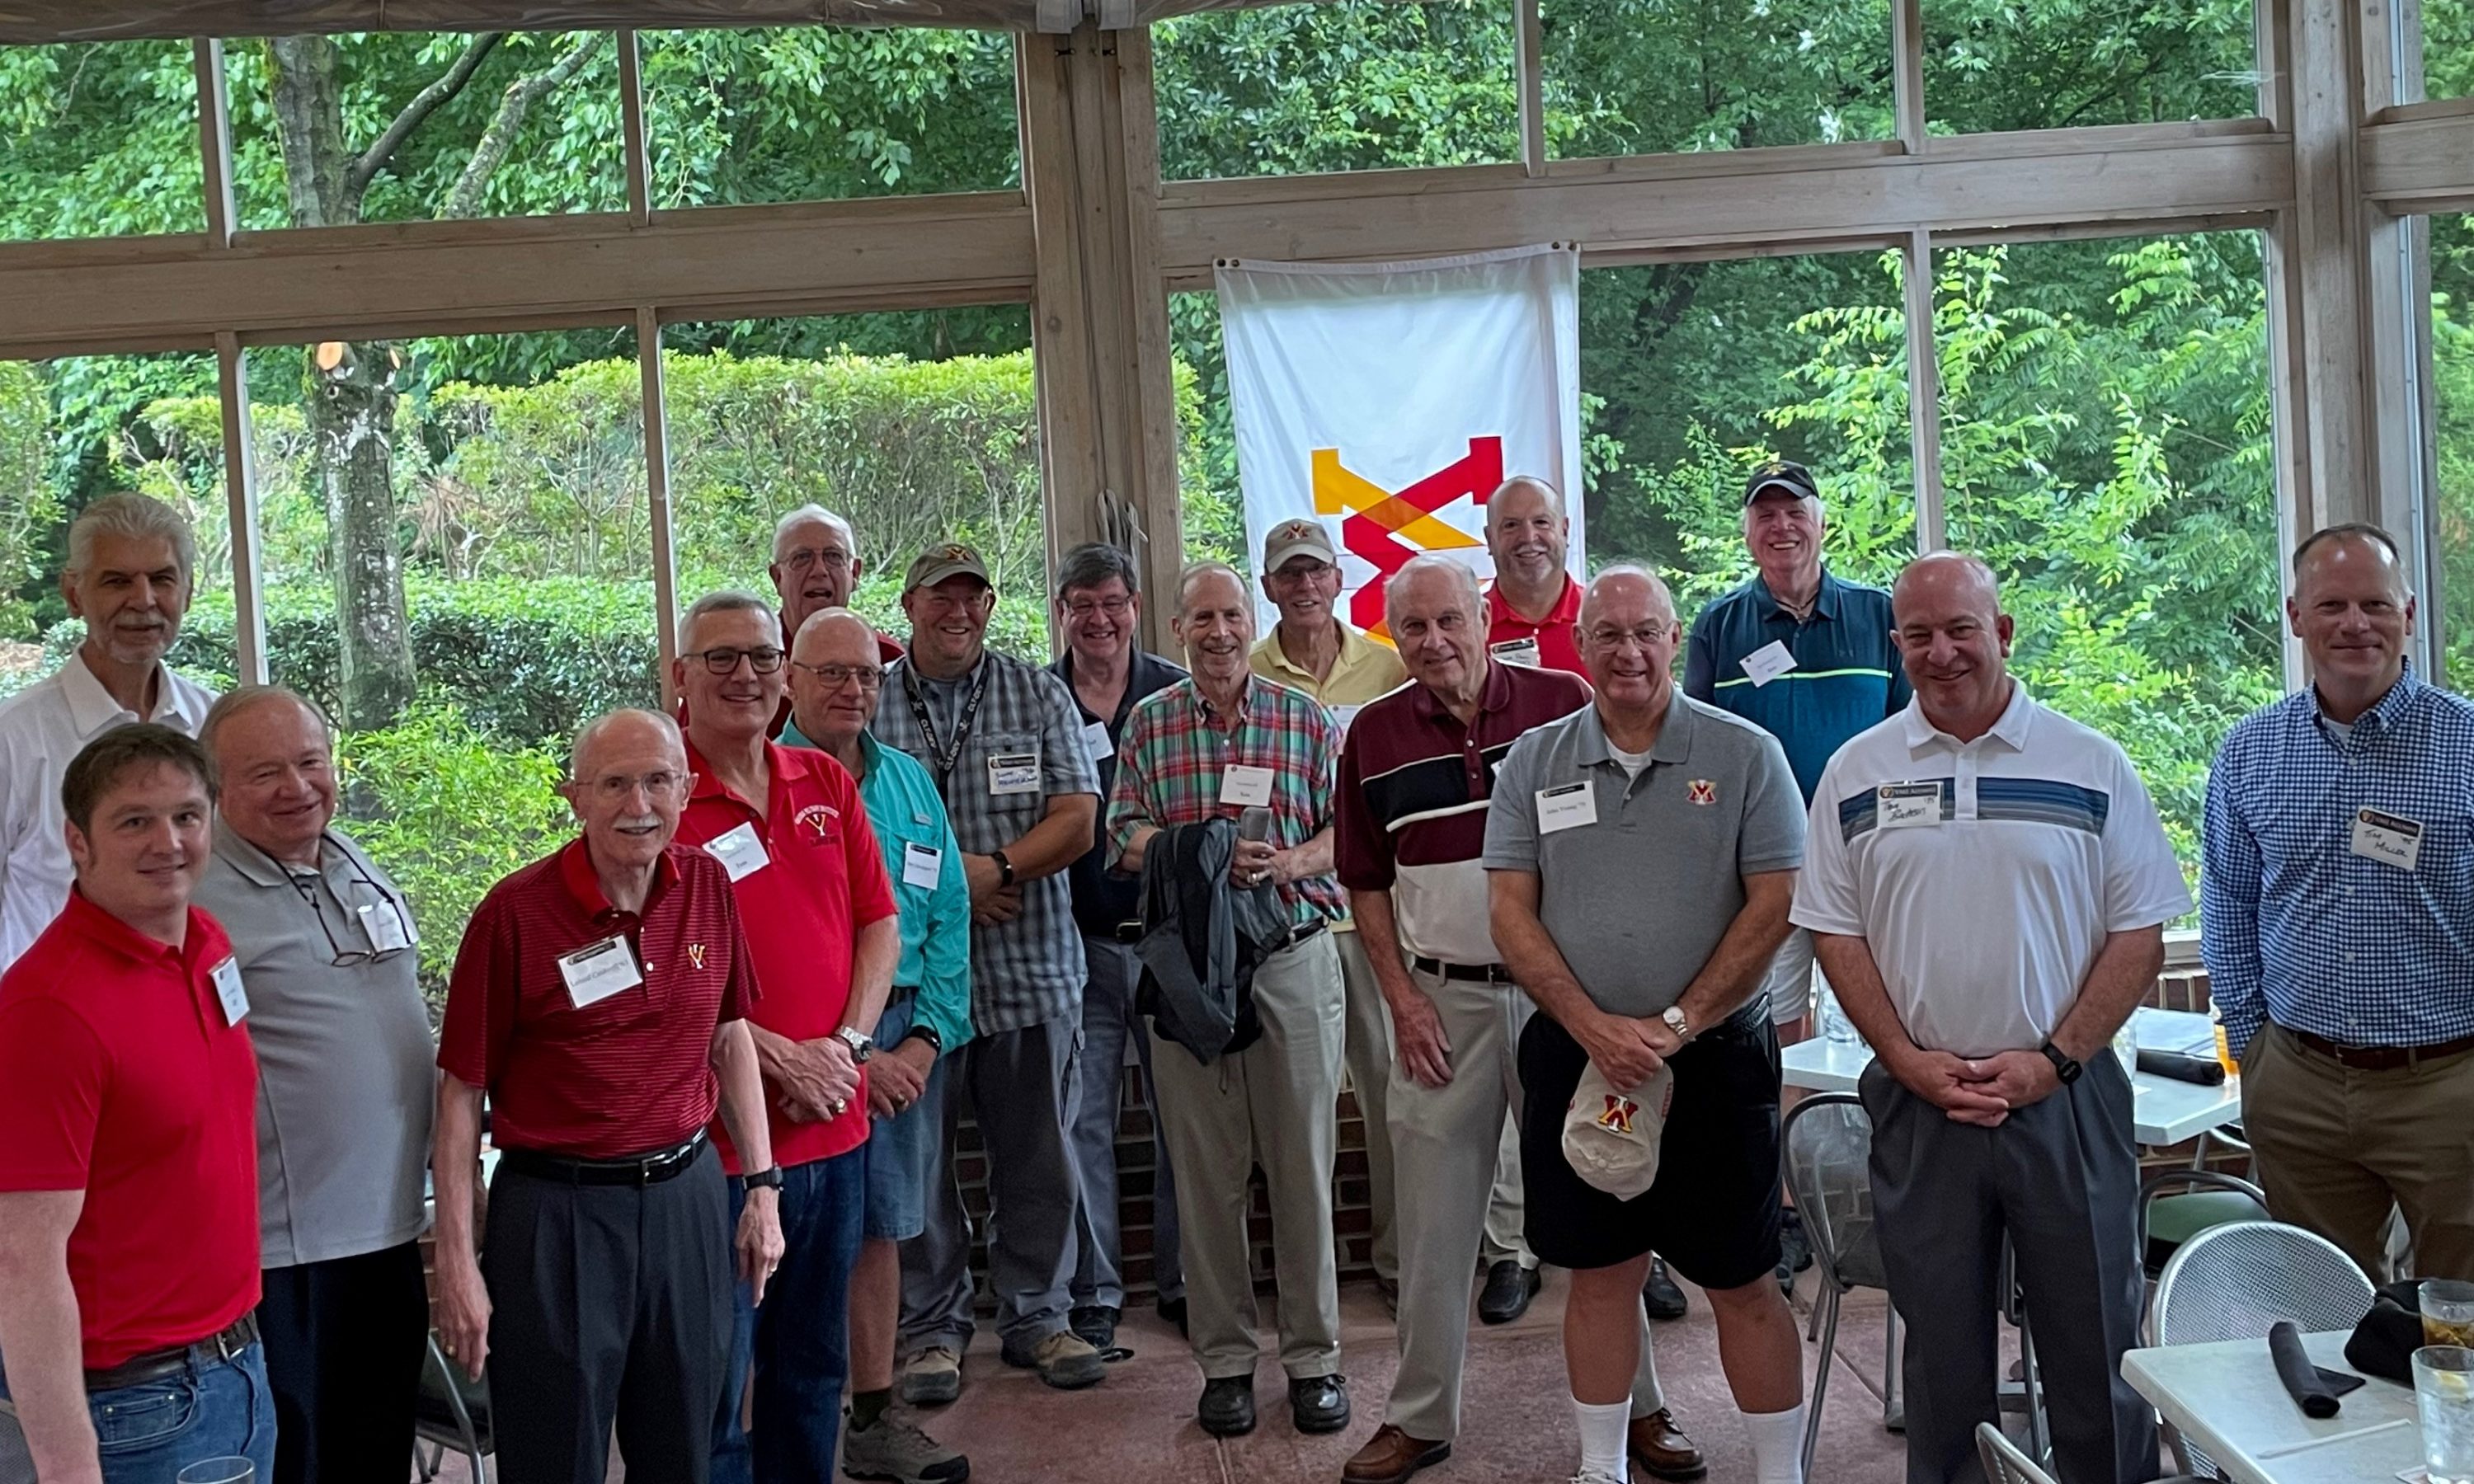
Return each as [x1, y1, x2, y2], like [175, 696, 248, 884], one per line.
[1596, 1094, 1639, 1135]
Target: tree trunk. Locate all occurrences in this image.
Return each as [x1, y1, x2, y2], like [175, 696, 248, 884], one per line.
[308, 343, 416, 728]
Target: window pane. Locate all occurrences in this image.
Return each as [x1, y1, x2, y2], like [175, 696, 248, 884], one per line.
[1936, 230, 2280, 885]
[1926, 0, 2260, 132]
[2422, 0, 2473, 101]
[1544, 0, 1897, 157]
[1154, 0, 1520, 180]
[223, 34, 626, 231]
[661, 308, 1047, 660]
[640, 29, 1020, 205]
[2436, 211, 2474, 689]
[0, 42, 204, 240]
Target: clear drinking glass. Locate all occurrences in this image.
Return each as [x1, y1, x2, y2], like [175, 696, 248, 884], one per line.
[1822, 984, 1864, 1047]
[2415, 1345, 2474, 1484]
[176, 1459, 255, 1484]
[2425, 1280, 2474, 1348]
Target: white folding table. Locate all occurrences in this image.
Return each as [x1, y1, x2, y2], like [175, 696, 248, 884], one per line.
[2123, 1328, 2425, 1484]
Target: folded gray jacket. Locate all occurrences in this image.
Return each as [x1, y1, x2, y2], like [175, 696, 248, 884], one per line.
[1133, 817, 1296, 1064]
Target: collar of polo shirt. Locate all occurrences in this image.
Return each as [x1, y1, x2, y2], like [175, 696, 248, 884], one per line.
[1573, 686, 1696, 768]
[557, 835, 682, 920]
[1901, 679, 2035, 753]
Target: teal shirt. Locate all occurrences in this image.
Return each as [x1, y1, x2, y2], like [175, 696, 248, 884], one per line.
[782, 722, 975, 1054]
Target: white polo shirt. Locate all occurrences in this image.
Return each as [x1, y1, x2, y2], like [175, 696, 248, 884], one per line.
[0, 655, 218, 970]
[1790, 683, 2190, 1058]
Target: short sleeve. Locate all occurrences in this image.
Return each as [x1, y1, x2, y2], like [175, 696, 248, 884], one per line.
[1681, 608, 1718, 703]
[436, 890, 516, 1089]
[0, 996, 109, 1192]
[1333, 706, 1395, 892]
[2100, 749, 2194, 931]
[713, 882, 762, 1024]
[1303, 697, 1342, 832]
[1790, 759, 1866, 937]
[1479, 733, 1544, 873]
[1035, 670, 1102, 800]
[1738, 733, 1806, 874]
[1105, 702, 1164, 866]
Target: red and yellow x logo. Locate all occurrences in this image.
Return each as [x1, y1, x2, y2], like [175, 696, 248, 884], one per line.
[1311, 436, 1504, 641]
[1597, 1094, 1640, 1135]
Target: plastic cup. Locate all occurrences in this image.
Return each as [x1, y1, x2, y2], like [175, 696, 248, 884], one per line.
[2415, 1345, 2474, 1484]
[2425, 1280, 2474, 1349]
[176, 1460, 255, 1484]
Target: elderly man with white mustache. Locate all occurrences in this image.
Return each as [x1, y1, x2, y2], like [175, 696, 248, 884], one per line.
[0, 492, 219, 970]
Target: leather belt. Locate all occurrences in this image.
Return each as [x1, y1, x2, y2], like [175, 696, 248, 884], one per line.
[499, 1132, 709, 1186]
[2284, 1025, 2474, 1071]
[1267, 919, 1329, 955]
[85, 1313, 258, 1392]
[1410, 956, 1512, 985]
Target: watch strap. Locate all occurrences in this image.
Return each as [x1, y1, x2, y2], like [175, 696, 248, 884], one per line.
[742, 1166, 785, 1191]
[2038, 1040, 2082, 1084]
[992, 850, 1016, 888]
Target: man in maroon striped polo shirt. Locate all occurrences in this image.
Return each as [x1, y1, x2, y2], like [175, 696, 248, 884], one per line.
[431, 707, 785, 1484]
[1334, 556, 1699, 1484]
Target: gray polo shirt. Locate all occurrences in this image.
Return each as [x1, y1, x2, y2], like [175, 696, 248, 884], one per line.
[194, 820, 435, 1269]
[1483, 688, 1806, 1017]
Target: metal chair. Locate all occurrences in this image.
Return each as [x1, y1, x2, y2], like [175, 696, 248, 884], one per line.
[1781, 1092, 1900, 1481]
[1976, 1420, 2058, 1484]
[2138, 1167, 2268, 1277]
[2147, 1219, 2378, 1477]
[412, 1331, 492, 1482]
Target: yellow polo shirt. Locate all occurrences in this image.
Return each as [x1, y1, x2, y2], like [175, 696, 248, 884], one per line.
[1248, 622, 1408, 708]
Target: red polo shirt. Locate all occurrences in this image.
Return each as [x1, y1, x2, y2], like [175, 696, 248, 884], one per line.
[0, 892, 259, 1368]
[677, 738, 896, 1173]
[1485, 575, 1587, 677]
[438, 840, 759, 1161]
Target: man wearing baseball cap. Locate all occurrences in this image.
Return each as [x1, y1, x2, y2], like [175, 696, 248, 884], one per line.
[875, 542, 1111, 1398]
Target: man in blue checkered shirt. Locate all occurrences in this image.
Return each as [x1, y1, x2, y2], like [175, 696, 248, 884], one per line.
[2202, 523, 2474, 1283]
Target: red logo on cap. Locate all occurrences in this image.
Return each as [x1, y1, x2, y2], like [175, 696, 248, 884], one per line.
[1596, 1095, 1640, 1134]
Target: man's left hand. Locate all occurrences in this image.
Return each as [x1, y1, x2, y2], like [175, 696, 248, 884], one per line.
[739, 1186, 786, 1304]
[1961, 1050, 2062, 1111]
[868, 1037, 933, 1115]
[972, 884, 1024, 925]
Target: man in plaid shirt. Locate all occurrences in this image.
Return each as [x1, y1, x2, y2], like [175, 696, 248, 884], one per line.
[1108, 561, 1352, 1442]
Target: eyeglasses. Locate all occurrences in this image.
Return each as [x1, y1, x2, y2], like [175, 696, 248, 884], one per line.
[273, 843, 412, 966]
[1063, 595, 1133, 620]
[779, 548, 854, 573]
[583, 770, 688, 801]
[684, 646, 786, 675]
[791, 660, 884, 690]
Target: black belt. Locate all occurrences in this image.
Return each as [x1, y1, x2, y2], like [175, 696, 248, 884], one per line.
[1267, 919, 1329, 954]
[1410, 956, 1512, 984]
[86, 1313, 257, 1392]
[498, 1132, 708, 1186]
[2284, 1025, 2474, 1071]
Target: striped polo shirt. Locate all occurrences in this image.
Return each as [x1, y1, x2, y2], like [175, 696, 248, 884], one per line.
[1336, 660, 1593, 965]
[1682, 568, 1909, 802]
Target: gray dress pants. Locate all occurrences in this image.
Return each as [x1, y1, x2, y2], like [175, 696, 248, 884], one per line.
[1070, 935, 1185, 1308]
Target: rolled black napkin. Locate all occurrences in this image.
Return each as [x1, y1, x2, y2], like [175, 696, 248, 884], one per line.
[2269, 1320, 2363, 1416]
[2345, 1278, 2426, 1384]
[2134, 1047, 2227, 1085]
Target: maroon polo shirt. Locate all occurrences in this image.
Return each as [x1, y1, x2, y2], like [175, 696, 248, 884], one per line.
[1335, 660, 1592, 964]
[1484, 575, 1587, 677]
[0, 892, 260, 1368]
[438, 839, 759, 1161]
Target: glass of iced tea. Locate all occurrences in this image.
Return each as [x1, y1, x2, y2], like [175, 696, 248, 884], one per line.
[2425, 1280, 2474, 1349]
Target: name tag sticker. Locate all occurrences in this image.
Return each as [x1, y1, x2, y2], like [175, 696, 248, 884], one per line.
[1741, 640, 1798, 688]
[1536, 782, 1598, 834]
[1219, 764, 1276, 807]
[209, 956, 248, 1026]
[902, 840, 944, 890]
[704, 821, 771, 883]
[988, 750, 1042, 796]
[1877, 782, 1943, 829]
[360, 900, 414, 952]
[1081, 721, 1113, 764]
[2350, 806, 2423, 871]
[558, 936, 643, 1009]
[1489, 637, 1542, 669]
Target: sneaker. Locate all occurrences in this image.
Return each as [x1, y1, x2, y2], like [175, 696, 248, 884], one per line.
[1069, 1303, 1119, 1350]
[1000, 1327, 1106, 1389]
[1569, 1470, 1625, 1484]
[899, 1345, 962, 1407]
[842, 1407, 971, 1483]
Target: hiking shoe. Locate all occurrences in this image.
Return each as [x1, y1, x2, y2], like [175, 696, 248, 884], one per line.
[899, 1345, 962, 1407]
[1000, 1327, 1106, 1389]
[842, 1406, 971, 1483]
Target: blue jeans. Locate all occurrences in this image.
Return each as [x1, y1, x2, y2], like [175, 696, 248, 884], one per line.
[0, 1339, 276, 1484]
[711, 1146, 867, 1484]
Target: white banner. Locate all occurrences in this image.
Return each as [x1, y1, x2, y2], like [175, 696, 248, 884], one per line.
[1217, 242, 1586, 640]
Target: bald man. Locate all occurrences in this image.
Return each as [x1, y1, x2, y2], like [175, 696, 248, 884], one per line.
[1794, 554, 2188, 1484]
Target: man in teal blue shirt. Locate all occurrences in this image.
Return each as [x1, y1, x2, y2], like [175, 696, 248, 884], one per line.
[784, 608, 972, 1484]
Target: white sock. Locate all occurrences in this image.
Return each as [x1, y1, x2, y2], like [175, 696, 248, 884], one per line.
[1572, 1397, 1632, 1482]
[1743, 1402, 1808, 1484]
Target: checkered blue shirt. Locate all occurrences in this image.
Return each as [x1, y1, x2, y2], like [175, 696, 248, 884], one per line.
[2201, 666, 2474, 1054]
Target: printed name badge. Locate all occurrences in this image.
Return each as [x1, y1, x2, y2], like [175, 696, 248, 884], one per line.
[903, 840, 944, 890]
[1489, 637, 1542, 669]
[1741, 640, 1798, 688]
[558, 936, 643, 1009]
[209, 956, 248, 1026]
[1536, 781, 1598, 834]
[1877, 782, 1943, 829]
[1081, 721, 1114, 764]
[360, 900, 415, 953]
[703, 821, 771, 883]
[1220, 764, 1276, 807]
[988, 750, 1042, 796]
[2350, 806, 2423, 871]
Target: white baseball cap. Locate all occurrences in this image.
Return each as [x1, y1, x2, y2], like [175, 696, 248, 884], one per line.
[1561, 1060, 1675, 1200]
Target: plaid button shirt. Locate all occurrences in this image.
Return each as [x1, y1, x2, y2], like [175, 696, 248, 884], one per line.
[2202, 665, 2474, 1054]
[873, 650, 1099, 1036]
[1108, 674, 1347, 924]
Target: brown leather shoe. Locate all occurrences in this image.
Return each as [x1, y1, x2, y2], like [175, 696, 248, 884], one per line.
[1341, 1424, 1451, 1483]
[1628, 1409, 1708, 1481]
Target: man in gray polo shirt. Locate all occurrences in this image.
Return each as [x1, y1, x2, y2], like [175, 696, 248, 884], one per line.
[1484, 566, 1812, 1484]
[192, 686, 435, 1484]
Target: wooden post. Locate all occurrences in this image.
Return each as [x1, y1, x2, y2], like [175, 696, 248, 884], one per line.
[216, 332, 268, 685]
[1903, 229, 1946, 553]
[638, 306, 681, 702]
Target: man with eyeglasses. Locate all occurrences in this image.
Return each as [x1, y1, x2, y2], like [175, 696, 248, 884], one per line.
[783, 607, 975, 1484]
[432, 708, 785, 1484]
[1048, 542, 1189, 1352]
[670, 592, 902, 1484]
[770, 505, 905, 669]
[190, 687, 435, 1484]
[876, 543, 1108, 1398]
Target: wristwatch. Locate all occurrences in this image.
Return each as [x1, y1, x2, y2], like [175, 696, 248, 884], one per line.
[2038, 1040, 2083, 1085]
[743, 1166, 785, 1192]
[836, 1026, 876, 1063]
[992, 850, 1017, 889]
[1660, 1005, 1692, 1042]
[901, 1023, 944, 1055]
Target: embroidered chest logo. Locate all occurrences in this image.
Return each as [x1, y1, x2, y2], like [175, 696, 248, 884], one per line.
[1686, 779, 1717, 806]
[686, 943, 707, 970]
[795, 803, 840, 843]
[1597, 1095, 1640, 1134]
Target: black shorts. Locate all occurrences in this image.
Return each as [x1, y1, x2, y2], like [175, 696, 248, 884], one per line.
[1517, 1007, 1783, 1289]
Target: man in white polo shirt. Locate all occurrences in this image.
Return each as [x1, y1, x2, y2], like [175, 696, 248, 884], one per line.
[1792, 552, 2190, 1484]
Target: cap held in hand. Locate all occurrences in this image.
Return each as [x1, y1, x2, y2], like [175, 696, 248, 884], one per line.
[1562, 1060, 1676, 1200]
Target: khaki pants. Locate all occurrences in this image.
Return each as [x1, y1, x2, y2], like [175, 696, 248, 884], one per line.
[1384, 965, 1663, 1442]
[1150, 929, 1347, 1380]
[1334, 925, 1402, 1281]
[2241, 1025, 2474, 1282]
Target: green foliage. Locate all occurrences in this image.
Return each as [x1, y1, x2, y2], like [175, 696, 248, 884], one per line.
[0, 363, 57, 636]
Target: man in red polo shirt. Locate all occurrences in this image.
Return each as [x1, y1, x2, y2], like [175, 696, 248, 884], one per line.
[671, 591, 901, 1484]
[432, 707, 785, 1484]
[1482, 476, 1586, 676]
[0, 724, 273, 1484]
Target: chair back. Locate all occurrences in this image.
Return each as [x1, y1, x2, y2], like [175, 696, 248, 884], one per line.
[1975, 1421, 2058, 1484]
[1782, 1092, 1886, 1292]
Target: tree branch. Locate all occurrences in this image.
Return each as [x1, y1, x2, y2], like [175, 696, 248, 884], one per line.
[441, 33, 604, 221]
[345, 32, 506, 218]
